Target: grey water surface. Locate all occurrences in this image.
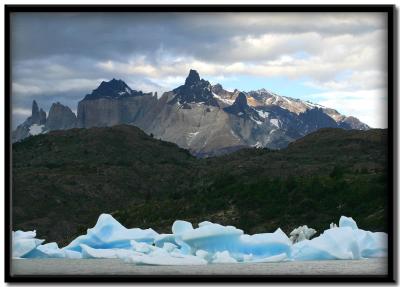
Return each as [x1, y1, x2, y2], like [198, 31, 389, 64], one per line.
[11, 258, 387, 276]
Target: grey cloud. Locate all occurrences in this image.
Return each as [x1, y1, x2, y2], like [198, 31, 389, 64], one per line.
[10, 12, 387, 128]
[11, 12, 386, 64]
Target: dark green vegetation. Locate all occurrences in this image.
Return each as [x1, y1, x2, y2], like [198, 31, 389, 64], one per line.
[12, 125, 388, 245]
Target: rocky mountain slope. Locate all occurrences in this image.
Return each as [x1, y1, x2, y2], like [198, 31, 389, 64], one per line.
[12, 101, 77, 142]
[12, 100, 47, 142]
[45, 102, 78, 131]
[12, 125, 387, 244]
[12, 70, 369, 156]
[77, 79, 157, 128]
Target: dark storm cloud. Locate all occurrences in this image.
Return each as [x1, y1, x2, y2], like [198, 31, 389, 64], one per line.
[11, 12, 385, 64]
[10, 12, 387, 128]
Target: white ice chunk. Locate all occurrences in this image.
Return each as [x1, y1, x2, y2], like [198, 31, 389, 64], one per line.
[172, 220, 194, 254]
[354, 230, 388, 258]
[198, 221, 213, 227]
[80, 244, 136, 259]
[131, 240, 154, 254]
[24, 242, 65, 258]
[238, 228, 292, 260]
[162, 242, 178, 253]
[172, 220, 194, 235]
[291, 227, 361, 260]
[13, 230, 37, 240]
[180, 222, 243, 257]
[12, 238, 44, 258]
[339, 216, 358, 230]
[64, 250, 82, 259]
[212, 251, 237, 263]
[195, 249, 212, 262]
[242, 253, 253, 262]
[63, 214, 158, 252]
[12, 215, 388, 263]
[289, 225, 317, 243]
[119, 248, 207, 266]
[154, 234, 176, 248]
[179, 222, 291, 262]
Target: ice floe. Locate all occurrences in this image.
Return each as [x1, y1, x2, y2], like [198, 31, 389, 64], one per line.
[12, 214, 388, 265]
[289, 225, 317, 243]
[12, 230, 44, 258]
[62, 214, 158, 252]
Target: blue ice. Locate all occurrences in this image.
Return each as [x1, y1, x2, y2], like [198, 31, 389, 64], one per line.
[12, 214, 388, 265]
[62, 214, 158, 252]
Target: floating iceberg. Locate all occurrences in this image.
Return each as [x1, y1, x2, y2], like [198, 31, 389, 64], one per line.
[12, 230, 44, 258]
[62, 214, 158, 252]
[291, 216, 387, 261]
[119, 247, 208, 266]
[211, 251, 237, 263]
[12, 214, 388, 265]
[80, 244, 135, 259]
[339, 216, 358, 230]
[291, 226, 362, 260]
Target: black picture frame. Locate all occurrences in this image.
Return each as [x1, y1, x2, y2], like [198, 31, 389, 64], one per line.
[4, 4, 396, 283]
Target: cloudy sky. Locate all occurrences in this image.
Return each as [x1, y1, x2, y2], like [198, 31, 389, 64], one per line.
[11, 12, 388, 128]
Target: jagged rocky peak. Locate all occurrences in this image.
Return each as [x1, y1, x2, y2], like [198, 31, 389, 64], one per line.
[32, 100, 39, 117]
[185, 69, 201, 86]
[170, 70, 219, 107]
[12, 100, 47, 143]
[30, 100, 47, 125]
[223, 92, 256, 118]
[45, 102, 77, 131]
[234, 92, 248, 108]
[83, 79, 146, 100]
[211, 83, 224, 94]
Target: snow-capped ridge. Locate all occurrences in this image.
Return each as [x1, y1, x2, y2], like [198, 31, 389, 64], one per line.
[13, 69, 370, 153]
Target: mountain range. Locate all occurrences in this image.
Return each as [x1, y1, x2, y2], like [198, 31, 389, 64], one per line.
[12, 70, 369, 156]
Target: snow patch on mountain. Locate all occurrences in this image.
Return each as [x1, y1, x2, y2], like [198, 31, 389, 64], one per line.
[29, 124, 45, 136]
[212, 92, 235, 105]
[187, 131, 200, 144]
[270, 119, 280, 128]
[256, 110, 270, 119]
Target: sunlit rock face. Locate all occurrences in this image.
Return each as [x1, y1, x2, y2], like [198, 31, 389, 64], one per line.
[12, 70, 369, 155]
[168, 69, 220, 107]
[77, 79, 157, 128]
[74, 70, 369, 156]
[13, 214, 387, 265]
